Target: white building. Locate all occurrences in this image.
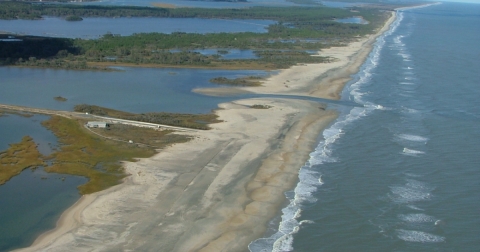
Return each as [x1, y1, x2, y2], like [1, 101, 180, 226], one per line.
[86, 121, 109, 128]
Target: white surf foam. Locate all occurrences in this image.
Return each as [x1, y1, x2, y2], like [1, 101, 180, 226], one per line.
[404, 172, 423, 178]
[390, 179, 433, 204]
[397, 134, 429, 142]
[401, 107, 420, 114]
[390, 186, 431, 203]
[396, 229, 445, 243]
[398, 213, 436, 223]
[407, 205, 425, 211]
[249, 10, 406, 252]
[402, 147, 425, 156]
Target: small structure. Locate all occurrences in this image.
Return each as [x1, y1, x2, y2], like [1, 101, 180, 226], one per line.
[86, 121, 109, 128]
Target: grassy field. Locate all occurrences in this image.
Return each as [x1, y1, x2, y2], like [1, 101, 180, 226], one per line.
[0, 113, 193, 194]
[0, 136, 46, 185]
[74, 104, 221, 130]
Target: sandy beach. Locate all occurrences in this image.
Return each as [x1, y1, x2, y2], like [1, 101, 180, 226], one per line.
[15, 11, 396, 252]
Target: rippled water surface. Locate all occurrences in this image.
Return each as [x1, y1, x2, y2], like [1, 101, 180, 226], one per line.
[250, 2, 480, 251]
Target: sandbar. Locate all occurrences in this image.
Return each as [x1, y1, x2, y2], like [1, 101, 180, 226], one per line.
[15, 11, 396, 252]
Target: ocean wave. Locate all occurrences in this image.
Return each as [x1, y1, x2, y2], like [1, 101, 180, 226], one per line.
[397, 134, 429, 142]
[400, 107, 420, 114]
[396, 229, 445, 243]
[398, 213, 436, 223]
[404, 172, 423, 178]
[407, 205, 425, 211]
[249, 10, 406, 252]
[389, 179, 433, 204]
[402, 147, 425, 156]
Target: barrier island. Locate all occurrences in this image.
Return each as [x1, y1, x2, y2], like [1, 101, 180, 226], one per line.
[0, 0, 417, 251]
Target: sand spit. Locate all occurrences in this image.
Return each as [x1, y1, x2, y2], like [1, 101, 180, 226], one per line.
[16, 12, 396, 252]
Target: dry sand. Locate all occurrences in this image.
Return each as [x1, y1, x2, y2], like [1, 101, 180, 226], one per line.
[15, 11, 396, 252]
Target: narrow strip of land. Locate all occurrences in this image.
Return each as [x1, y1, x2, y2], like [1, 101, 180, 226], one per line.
[0, 104, 199, 132]
[14, 10, 397, 252]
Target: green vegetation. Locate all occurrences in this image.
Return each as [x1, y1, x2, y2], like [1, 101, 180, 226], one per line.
[65, 15, 83, 21]
[42, 115, 156, 194]
[0, 34, 110, 70]
[89, 124, 190, 148]
[0, 136, 46, 185]
[0, 2, 390, 70]
[0, 112, 193, 194]
[54, 96, 68, 102]
[251, 104, 272, 109]
[74, 104, 221, 130]
[210, 76, 263, 86]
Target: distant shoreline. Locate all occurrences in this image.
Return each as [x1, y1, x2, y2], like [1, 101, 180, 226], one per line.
[15, 11, 397, 252]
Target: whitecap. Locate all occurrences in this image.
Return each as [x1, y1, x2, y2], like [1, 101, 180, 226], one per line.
[250, 10, 407, 252]
[396, 229, 445, 243]
[405, 179, 434, 191]
[363, 103, 388, 110]
[400, 107, 420, 114]
[318, 175, 324, 185]
[397, 134, 429, 142]
[407, 205, 425, 211]
[402, 148, 425, 156]
[398, 213, 436, 223]
[390, 185, 431, 203]
[404, 173, 423, 178]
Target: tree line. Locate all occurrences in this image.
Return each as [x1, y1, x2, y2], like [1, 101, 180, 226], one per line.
[0, 2, 390, 69]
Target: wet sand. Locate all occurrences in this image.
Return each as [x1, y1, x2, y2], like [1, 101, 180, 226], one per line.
[15, 11, 396, 252]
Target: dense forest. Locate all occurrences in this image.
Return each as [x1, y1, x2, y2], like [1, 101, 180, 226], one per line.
[0, 1, 391, 69]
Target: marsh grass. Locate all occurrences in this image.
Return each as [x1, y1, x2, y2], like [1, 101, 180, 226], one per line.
[251, 104, 272, 109]
[90, 124, 191, 148]
[210, 76, 263, 87]
[54, 96, 67, 102]
[42, 116, 157, 194]
[74, 104, 221, 130]
[0, 136, 45, 185]
[0, 109, 34, 118]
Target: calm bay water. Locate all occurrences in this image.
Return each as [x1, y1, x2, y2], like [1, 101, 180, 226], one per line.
[0, 17, 274, 39]
[83, 0, 300, 8]
[250, 2, 480, 251]
[0, 67, 270, 114]
[0, 114, 86, 252]
[0, 55, 270, 252]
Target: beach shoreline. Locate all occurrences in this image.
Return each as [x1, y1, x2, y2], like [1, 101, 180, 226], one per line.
[15, 11, 397, 252]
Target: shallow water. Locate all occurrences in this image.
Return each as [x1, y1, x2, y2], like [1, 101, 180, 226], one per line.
[82, 0, 301, 8]
[0, 17, 274, 39]
[0, 66, 271, 114]
[0, 114, 86, 252]
[335, 17, 368, 24]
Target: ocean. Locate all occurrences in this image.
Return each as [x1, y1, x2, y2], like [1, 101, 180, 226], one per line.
[250, 2, 480, 251]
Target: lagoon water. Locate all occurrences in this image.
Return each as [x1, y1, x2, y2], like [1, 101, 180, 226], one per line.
[0, 66, 270, 251]
[0, 114, 86, 252]
[250, 2, 480, 251]
[0, 67, 270, 114]
[0, 17, 274, 39]
[83, 0, 300, 8]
